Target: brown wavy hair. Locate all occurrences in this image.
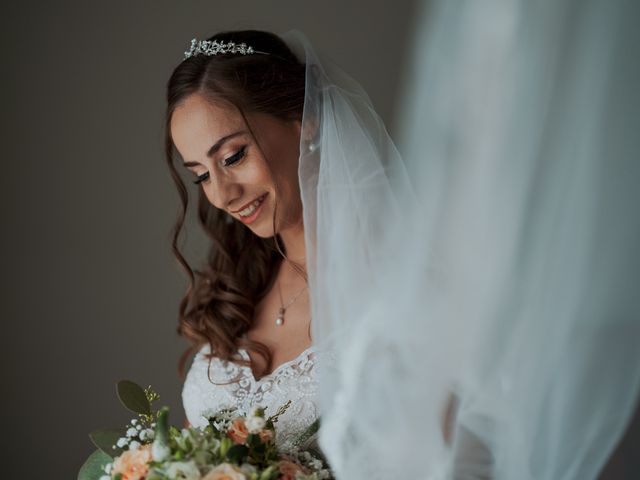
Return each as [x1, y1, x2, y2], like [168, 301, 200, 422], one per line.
[163, 30, 308, 381]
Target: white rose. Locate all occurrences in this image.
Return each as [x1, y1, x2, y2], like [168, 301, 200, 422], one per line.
[165, 460, 202, 480]
[245, 416, 266, 434]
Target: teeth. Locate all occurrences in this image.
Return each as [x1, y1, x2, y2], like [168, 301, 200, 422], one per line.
[239, 195, 265, 217]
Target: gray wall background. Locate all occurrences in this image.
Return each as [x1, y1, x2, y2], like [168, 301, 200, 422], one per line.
[1, 1, 419, 478]
[1, 1, 636, 478]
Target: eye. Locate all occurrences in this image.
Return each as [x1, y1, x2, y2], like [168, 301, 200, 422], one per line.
[193, 171, 209, 185]
[192, 146, 247, 185]
[222, 145, 247, 167]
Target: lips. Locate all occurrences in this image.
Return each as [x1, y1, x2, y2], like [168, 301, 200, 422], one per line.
[232, 193, 268, 214]
[234, 193, 268, 225]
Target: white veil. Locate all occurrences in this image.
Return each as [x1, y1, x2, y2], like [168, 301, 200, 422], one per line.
[281, 0, 640, 475]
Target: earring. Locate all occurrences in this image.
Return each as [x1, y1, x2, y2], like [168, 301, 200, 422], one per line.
[307, 141, 319, 153]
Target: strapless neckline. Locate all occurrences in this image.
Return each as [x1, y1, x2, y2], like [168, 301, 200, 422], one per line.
[237, 345, 316, 383]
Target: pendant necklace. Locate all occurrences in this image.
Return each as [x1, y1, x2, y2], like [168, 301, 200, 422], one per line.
[275, 280, 308, 326]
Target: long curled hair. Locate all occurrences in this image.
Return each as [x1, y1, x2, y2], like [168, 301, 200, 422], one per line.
[164, 30, 308, 380]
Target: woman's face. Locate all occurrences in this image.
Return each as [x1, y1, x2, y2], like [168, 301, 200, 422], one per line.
[170, 93, 303, 238]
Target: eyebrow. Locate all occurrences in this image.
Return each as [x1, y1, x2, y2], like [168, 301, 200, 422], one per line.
[182, 130, 247, 167]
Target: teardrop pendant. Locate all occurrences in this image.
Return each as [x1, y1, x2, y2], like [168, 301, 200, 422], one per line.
[275, 307, 285, 326]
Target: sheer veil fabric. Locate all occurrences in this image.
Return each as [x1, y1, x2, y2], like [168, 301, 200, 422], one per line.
[281, 0, 640, 476]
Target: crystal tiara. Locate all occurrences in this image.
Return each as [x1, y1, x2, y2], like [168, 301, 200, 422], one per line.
[183, 38, 270, 60]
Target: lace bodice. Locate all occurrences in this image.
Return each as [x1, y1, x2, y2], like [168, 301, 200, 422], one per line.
[182, 343, 321, 452]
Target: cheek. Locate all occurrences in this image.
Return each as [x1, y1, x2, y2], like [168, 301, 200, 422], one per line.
[276, 172, 302, 220]
[243, 158, 273, 187]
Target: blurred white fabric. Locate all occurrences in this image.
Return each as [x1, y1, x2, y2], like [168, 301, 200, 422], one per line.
[283, 0, 640, 477]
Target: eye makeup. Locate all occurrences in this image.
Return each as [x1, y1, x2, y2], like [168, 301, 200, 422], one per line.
[192, 146, 248, 185]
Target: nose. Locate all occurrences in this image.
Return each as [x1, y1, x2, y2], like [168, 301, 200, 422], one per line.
[203, 173, 241, 212]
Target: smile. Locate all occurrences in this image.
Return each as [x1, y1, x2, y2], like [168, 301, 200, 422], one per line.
[238, 193, 268, 224]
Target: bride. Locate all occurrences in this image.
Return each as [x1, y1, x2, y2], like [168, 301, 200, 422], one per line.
[163, 8, 640, 477]
[164, 30, 322, 453]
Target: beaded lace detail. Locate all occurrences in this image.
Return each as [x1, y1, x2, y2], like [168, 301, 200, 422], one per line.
[182, 343, 321, 451]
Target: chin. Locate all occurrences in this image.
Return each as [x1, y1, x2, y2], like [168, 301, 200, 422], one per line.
[249, 227, 278, 239]
[244, 219, 278, 239]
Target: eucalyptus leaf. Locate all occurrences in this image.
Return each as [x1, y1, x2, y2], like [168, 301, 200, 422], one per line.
[77, 449, 111, 480]
[89, 428, 126, 458]
[116, 380, 151, 415]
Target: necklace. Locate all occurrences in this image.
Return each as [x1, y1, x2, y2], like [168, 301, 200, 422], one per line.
[275, 280, 308, 326]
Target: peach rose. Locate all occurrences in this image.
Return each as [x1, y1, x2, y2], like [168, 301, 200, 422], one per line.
[278, 459, 306, 480]
[202, 463, 247, 480]
[227, 418, 249, 445]
[111, 444, 152, 480]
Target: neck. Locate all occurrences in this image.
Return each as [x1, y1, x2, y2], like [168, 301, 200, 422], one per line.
[278, 221, 307, 268]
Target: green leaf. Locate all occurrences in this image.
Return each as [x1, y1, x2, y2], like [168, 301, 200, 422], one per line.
[226, 443, 249, 463]
[155, 406, 170, 444]
[294, 417, 321, 446]
[258, 465, 280, 480]
[77, 449, 111, 480]
[219, 437, 232, 458]
[247, 434, 265, 457]
[89, 428, 126, 458]
[246, 433, 260, 448]
[116, 380, 151, 415]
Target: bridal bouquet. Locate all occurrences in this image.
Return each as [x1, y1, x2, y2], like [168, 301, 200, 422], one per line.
[78, 380, 332, 480]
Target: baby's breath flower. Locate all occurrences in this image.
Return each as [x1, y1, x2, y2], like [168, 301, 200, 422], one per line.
[129, 440, 141, 451]
[246, 416, 266, 434]
[116, 437, 128, 448]
[126, 427, 138, 438]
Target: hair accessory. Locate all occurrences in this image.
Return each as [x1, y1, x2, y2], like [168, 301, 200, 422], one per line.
[183, 38, 269, 60]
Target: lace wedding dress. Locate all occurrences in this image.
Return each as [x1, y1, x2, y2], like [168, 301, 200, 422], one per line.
[182, 343, 325, 453]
